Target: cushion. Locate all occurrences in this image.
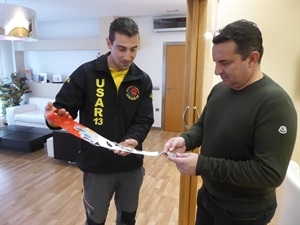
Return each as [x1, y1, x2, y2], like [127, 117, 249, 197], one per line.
[15, 110, 45, 125]
[28, 97, 54, 111]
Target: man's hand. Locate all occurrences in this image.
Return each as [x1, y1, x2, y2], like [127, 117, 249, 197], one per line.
[167, 152, 199, 175]
[44, 102, 72, 127]
[113, 139, 138, 156]
[44, 102, 72, 119]
[163, 137, 186, 156]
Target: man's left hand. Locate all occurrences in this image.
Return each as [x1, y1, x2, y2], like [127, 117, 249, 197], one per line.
[167, 152, 199, 175]
[113, 139, 138, 156]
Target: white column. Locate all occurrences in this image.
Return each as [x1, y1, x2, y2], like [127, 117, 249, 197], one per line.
[0, 40, 16, 78]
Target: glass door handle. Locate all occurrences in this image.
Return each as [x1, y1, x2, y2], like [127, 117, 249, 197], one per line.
[193, 106, 200, 119]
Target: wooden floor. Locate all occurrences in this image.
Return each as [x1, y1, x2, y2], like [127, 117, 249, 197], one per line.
[0, 129, 182, 225]
[0, 129, 279, 225]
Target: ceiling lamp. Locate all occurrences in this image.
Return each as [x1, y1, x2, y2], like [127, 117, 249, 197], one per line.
[0, 3, 38, 41]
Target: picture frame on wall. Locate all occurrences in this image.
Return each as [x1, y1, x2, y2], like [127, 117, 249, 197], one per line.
[52, 74, 63, 83]
[37, 73, 47, 83]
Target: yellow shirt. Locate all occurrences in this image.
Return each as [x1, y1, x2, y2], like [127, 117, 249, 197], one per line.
[109, 68, 128, 91]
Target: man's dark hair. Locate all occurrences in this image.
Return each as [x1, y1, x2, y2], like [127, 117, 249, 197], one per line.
[109, 17, 139, 43]
[213, 19, 264, 63]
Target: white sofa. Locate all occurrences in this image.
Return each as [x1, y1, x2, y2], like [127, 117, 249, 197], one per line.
[6, 97, 54, 128]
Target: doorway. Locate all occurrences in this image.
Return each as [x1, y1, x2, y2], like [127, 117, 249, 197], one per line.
[163, 42, 186, 132]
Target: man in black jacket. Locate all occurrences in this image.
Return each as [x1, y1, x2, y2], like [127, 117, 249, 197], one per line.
[45, 17, 154, 225]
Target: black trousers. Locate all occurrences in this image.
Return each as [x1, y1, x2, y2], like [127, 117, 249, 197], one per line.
[195, 187, 277, 225]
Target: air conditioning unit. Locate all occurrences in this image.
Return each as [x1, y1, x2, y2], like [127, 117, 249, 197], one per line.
[153, 16, 186, 32]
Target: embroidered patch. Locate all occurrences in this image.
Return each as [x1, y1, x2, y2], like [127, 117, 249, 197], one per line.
[126, 86, 140, 100]
[278, 126, 287, 134]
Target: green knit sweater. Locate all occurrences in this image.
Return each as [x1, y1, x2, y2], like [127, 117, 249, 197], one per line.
[181, 75, 297, 212]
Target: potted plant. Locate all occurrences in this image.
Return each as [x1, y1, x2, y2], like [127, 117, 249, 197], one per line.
[0, 72, 31, 121]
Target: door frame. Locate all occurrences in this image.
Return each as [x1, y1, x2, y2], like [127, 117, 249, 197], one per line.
[178, 0, 208, 224]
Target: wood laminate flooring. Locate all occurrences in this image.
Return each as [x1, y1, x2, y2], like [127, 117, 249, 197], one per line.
[0, 129, 277, 225]
[0, 129, 183, 225]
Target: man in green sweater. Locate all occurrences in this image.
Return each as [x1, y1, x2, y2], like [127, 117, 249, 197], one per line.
[163, 19, 297, 225]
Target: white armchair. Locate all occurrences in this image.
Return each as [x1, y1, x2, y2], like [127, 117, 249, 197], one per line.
[272, 160, 300, 224]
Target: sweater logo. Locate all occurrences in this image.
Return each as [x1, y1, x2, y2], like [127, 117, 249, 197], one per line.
[126, 86, 140, 100]
[278, 126, 287, 134]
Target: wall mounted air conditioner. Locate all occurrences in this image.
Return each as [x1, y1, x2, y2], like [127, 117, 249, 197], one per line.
[153, 16, 186, 32]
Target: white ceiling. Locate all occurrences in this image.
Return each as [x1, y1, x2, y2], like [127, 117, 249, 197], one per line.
[4, 0, 187, 22]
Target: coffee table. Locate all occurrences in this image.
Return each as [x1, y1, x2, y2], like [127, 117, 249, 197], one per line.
[0, 125, 53, 152]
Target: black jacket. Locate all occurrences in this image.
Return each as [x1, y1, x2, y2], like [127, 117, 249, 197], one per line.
[49, 52, 154, 173]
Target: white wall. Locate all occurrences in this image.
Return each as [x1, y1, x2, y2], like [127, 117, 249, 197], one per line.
[16, 19, 100, 82]
[133, 16, 186, 127]
[23, 50, 99, 81]
[37, 19, 100, 40]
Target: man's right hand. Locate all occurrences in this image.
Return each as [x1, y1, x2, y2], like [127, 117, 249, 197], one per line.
[162, 137, 186, 155]
[44, 102, 72, 126]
